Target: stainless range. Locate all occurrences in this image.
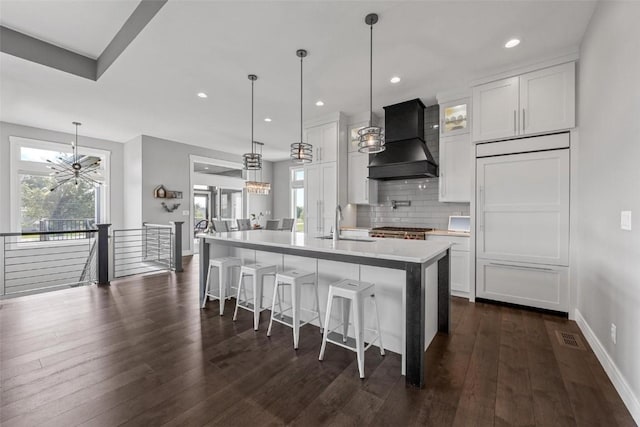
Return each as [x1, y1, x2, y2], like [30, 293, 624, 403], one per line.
[369, 226, 433, 240]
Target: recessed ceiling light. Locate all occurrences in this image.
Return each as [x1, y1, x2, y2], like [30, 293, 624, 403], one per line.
[204, 166, 209, 170]
[197, 92, 208, 98]
[315, 100, 324, 106]
[264, 117, 272, 122]
[505, 39, 520, 48]
[390, 76, 401, 84]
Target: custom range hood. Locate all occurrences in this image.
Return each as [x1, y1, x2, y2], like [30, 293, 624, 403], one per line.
[368, 98, 438, 180]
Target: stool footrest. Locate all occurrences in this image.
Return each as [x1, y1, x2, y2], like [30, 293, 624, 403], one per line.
[325, 331, 382, 353]
[271, 313, 320, 329]
[235, 301, 266, 313]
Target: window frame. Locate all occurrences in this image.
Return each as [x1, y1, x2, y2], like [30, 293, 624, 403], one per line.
[290, 166, 304, 229]
[9, 136, 111, 233]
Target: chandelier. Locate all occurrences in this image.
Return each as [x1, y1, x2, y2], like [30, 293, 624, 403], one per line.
[47, 122, 102, 192]
[290, 49, 313, 163]
[358, 14, 386, 154]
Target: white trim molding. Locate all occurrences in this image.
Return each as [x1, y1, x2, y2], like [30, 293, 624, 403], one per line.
[575, 309, 640, 424]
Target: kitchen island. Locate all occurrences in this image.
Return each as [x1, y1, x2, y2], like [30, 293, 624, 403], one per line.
[198, 230, 451, 388]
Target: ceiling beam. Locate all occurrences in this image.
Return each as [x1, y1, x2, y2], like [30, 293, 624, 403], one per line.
[0, 26, 96, 80]
[97, 0, 167, 79]
[0, 0, 167, 81]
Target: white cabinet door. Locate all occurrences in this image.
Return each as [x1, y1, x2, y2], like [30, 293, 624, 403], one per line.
[476, 259, 568, 312]
[306, 122, 337, 163]
[451, 251, 470, 294]
[472, 76, 519, 142]
[348, 152, 378, 205]
[476, 149, 569, 266]
[321, 122, 338, 163]
[304, 163, 321, 235]
[439, 135, 471, 202]
[520, 62, 575, 136]
[321, 162, 337, 235]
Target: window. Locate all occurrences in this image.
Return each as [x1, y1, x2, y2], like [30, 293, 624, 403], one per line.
[291, 167, 304, 232]
[10, 137, 110, 233]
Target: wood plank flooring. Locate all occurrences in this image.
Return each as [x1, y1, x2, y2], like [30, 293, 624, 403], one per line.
[0, 256, 635, 426]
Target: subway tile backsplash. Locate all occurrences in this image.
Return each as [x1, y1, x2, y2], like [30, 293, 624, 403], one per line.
[356, 178, 470, 230]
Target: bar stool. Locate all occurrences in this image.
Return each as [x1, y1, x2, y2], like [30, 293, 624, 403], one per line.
[319, 279, 385, 378]
[267, 269, 323, 349]
[233, 263, 277, 330]
[201, 257, 242, 315]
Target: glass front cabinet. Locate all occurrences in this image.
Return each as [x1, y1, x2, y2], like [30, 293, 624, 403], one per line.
[440, 99, 470, 137]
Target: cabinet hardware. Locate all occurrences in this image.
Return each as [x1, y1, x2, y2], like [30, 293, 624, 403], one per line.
[513, 110, 516, 134]
[489, 263, 553, 272]
[478, 185, 484, 231]
[522, 108, 526, 131]
[441, 172, 445, 197]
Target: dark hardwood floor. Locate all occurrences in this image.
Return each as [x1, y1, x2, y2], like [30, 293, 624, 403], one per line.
[0, 256, 635, 426]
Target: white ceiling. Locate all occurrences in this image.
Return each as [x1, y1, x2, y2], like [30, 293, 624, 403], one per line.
[0, 1, 597, 161]
[0, 0, 139, 58]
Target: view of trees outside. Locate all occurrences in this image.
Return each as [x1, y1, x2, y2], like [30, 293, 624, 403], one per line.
[20, 174, 96, 232]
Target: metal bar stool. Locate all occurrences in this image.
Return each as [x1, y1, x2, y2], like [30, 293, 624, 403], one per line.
[267, 269, 323, 349]
[233, 263, 277, 330]
[201, 257, 242, 315]
[319, 279, 385, 378]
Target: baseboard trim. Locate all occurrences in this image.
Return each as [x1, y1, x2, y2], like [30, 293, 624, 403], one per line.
[575, 309, 640, 425]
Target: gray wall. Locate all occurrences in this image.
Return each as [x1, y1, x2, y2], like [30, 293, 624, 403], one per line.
[0, 121, 125, 231]
[139, 135, 273, 253]
[576, 0, 640, 417]
[123, 135, 142, 228]
[357, 178, 470, 230]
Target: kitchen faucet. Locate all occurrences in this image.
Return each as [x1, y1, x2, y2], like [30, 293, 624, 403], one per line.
[332, 204, 343, 242]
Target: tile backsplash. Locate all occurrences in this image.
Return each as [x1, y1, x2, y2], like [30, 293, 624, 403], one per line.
[356, 178, 470, 230]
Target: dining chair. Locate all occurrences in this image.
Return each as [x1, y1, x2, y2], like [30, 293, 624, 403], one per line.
[237, 218, 251, 231]
[280, 218, 295, 231]
[224, 220, 234, 231]
[194, 219, 209, 237]
[265, 220, 280, 230]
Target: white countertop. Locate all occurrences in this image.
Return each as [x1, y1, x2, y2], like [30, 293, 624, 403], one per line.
[199, 230, 451, 264]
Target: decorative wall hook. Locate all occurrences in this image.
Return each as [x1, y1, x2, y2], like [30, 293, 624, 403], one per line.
[161, 202, 181, 212]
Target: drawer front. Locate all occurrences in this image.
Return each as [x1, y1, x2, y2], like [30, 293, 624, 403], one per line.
[476, 259, 568, 312]
[427, 235, 470, 251]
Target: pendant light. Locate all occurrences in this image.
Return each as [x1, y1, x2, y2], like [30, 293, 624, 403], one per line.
[290, 49, 313, 163]
[358, 13, 385, 154]
[242, 74, 262, 170]
[245, 141, 271, 195]
[47, 122, 102, 192]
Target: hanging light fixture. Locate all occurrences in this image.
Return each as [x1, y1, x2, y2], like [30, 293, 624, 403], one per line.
[242, 74, 262, 170]
[47, 122, 102, 192]
[290, 49, 313, 163]
[358, 13, 385, 154]
[245, 141, 271, 195]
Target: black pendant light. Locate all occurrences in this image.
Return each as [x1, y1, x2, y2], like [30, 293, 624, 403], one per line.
[358, 13, 385, 154]
[47, 122, 102, 191]
[243, 74, 262, 170]
[290, 49, 313, 163]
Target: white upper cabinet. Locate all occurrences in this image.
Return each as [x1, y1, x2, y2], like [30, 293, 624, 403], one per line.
[472, 62, 575, 142]
[472, 77, 519, 142]
[348, 151, 378, 205]
[519, 62, 575, 135]
[439, 134, 471, 202]
[306, 121, 338, 163]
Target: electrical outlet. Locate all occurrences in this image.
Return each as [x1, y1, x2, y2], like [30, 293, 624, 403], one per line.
[182, 210, 189, 216]
[621, 211, 632, 230]
[611, 323, 617, 344]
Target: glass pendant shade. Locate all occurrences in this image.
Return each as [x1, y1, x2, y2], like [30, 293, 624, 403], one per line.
[357, 125, 385, 153]
[290, 141, 313, 163]
[243, 151, 262, 170]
